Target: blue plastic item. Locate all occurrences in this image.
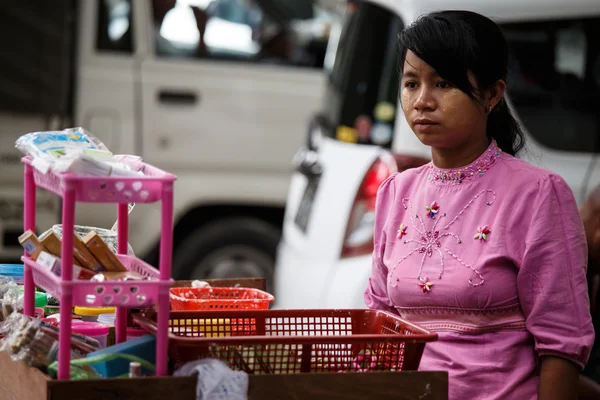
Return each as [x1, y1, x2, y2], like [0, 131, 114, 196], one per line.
[0, 264, 25, 285]
[87, 334, 156, 378]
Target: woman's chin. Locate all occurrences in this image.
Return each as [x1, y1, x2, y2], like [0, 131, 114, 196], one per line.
[414, 132, 447, 148]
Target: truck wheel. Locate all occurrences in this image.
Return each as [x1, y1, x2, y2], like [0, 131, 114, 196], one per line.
[172, 217, 280, 294]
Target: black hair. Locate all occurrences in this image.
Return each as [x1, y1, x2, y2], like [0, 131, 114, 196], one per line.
[398, 10, 525, 156]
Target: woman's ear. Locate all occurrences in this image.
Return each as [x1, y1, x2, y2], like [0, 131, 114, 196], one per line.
[487, 80, 506, 112]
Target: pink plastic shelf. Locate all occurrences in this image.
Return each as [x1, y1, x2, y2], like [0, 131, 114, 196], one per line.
[22, 254, 172, 308]
[22, 156, 176, 203]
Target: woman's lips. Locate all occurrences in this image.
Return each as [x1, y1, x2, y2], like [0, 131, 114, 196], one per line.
[413, 119, 439, 133]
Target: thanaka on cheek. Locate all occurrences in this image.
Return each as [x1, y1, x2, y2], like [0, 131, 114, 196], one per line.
[401, 89, 410, 115]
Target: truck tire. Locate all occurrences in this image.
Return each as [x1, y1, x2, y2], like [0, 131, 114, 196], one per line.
[172, 217, 280, 294]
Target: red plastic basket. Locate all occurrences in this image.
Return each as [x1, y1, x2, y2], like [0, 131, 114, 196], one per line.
[169, 287, 274, 311]
[133, 309, 437, 374]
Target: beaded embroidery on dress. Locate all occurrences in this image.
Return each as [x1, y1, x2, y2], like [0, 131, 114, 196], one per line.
[427, 140, 502, 185]
[390, 141, 503, 292]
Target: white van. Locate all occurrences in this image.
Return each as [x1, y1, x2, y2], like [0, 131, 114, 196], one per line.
[0, 0, 338, 291]
[274, 0, 600, 308]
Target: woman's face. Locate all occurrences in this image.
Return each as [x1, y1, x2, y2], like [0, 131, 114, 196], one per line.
[400, 51, 488, 149]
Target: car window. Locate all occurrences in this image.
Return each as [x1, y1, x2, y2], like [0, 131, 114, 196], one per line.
[502, 18, 600, 153]
[321, 2, 403, 148]
[152, 0, 337, 68]
[96, 0, 134, 53]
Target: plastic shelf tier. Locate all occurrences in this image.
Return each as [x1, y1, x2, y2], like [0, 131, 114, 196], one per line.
[21, 156, 176, 380]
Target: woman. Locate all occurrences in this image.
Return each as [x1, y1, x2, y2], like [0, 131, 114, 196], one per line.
[364, 11, 594, 400]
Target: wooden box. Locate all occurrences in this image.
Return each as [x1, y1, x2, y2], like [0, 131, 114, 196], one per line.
[0, 352, 447, 399]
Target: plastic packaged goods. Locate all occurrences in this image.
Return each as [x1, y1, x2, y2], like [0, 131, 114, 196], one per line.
[0, 312, 57, 369]
[15, 127, 109, 173]
[15, 127, 145, 177]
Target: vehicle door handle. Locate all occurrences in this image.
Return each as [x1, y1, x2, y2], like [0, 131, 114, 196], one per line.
[157, 90, 198, 105]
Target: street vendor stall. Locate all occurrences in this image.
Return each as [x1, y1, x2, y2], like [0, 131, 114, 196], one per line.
[0, 127, 447, 399]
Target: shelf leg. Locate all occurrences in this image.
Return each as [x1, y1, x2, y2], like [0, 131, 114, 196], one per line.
[156, 291, 169, 376]
[116, 307, 127, 344]
[156, 181, 174, 376]
[117, 203, 129, 254]
[58, 186, 76, 380]
[115, 203, 129, 344]
[159, 182, 173, 281]
[23, 164, 36, 317]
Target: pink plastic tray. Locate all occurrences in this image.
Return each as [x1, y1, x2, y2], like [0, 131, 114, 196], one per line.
[22, 254, 172, 308]
[23, 156, 176, 203]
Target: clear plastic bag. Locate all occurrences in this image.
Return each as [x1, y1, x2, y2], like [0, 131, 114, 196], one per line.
[0, 312, 57, 368]
[15, 127, 145, 177]
[15, 127, 109, 171]
[49, 224, 136, 256]
[0, 279, 21, 322]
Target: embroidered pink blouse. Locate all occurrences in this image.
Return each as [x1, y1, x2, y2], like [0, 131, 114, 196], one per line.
[365, 140, 594, 399]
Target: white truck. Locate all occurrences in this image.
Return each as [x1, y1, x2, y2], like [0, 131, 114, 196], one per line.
[0, 0, 336, 292]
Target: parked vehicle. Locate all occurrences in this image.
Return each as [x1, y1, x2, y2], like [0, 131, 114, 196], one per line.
[0, 0, 339, 292]
[274, 0, 600, 308]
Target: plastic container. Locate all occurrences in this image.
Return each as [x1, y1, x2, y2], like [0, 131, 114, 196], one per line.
[98, 313, 116, 346]
[97, 313, 116, 326]
[17, 286, 48, 308]
[169, 287, 274, 311]
[74, 307, 116, 322]
[72, 321, 110, 349]
[0, 264, 24, 285]
[134, 309, 438, 373]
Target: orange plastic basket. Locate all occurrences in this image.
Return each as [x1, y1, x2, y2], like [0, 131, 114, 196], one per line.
[133, 309, 437, 374]
[169, 287, 274, 311]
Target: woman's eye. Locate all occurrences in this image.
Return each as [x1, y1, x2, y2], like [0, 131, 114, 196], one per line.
[405, 81, 417, 89]
[437, 81, 453, 89]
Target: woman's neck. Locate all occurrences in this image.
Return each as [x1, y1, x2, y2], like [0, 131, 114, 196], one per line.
[431, 137, 491, 169]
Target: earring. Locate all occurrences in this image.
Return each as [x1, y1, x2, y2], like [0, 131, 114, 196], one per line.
[487, 105, 493, 114]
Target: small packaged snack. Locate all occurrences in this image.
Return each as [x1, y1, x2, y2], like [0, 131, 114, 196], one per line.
[0, 312, 57, 369]
[0, 279, 21, 321]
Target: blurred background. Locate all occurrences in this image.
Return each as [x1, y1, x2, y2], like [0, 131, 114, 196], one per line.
[0, 0, 344, 294]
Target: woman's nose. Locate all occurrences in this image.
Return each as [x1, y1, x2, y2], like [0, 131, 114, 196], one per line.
[413, 87, 436, 111]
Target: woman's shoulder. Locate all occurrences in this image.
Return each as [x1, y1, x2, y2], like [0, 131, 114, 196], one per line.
[380, 164, 429, 191]
[500, 154, 572, 194]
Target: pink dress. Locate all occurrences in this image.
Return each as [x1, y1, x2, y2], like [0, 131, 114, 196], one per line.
[365, 140, 594, 399]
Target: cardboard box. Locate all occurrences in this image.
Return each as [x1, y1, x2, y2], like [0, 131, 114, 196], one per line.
[37, 252, 95, 280]
[72, 234, 105, 273]
[39, 231, 105, 273]
[0, 351, 448, 400]
[18, 231, 46, 261]
[82, 231, 127, 272]
[38, 230, 62, 258]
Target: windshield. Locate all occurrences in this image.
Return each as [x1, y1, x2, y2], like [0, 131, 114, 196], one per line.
[159, 0, 339, 66]
[321, 2, 403, 148]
